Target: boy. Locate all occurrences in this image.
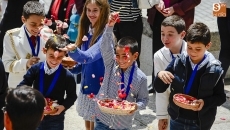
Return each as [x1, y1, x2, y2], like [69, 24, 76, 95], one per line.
[3, 86, 45, 130]
[94, 13, 149, 130]
[154, 22, 226, 130]
[2, 1, 47, 88]
[0, 58, 8, 129]
[154, 15, 186, 130]
[18, 35, 77, 130]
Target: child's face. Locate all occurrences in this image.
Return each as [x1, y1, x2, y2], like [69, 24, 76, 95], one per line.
[86, 2, 101, 27]
[43, 48, 66, 68]
[115, 46, 138, 71]
[187, 42, 211, 64]
[21, 15, 44, 36]
[161, 26, 185, 49]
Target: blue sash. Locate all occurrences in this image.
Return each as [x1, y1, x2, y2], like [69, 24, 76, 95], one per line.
[39, 62, 62, 96]
[121, 62, 135, 99]
[184, 55, 206, 94]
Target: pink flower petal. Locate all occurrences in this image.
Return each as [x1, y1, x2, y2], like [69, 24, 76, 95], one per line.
[62, 22, 69, 28]
[82, 35, 88, 41]
[54, 51, 59, 58]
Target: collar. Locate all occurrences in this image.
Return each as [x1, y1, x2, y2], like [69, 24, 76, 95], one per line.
[44, 61, 60, 75]
[88, 25, 94, 35]
[188, 52, 209, 70]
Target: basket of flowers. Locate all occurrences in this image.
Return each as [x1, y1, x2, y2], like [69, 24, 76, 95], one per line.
[44, 98, 59, 115]
[97, 98, 136, 115]
[173, 93, 200, 110]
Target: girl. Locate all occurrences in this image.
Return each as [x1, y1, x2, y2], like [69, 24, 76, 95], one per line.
[60, 0, 109, 130]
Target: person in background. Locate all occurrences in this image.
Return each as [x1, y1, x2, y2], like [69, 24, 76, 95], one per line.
[46, 0, 75, 31]
[0, 59, 8, 130]
[217, 0, 230, 81]
[3, 86, 45, 130]
[109, 0, 143, 67]
[2, 1, 48, 88]
[147, 0, 201, 93]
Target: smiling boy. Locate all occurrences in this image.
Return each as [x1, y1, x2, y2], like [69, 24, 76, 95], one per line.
[154, 22, 226, 130]
[18, 35, 77, 130]
[2, 1, 48, 88]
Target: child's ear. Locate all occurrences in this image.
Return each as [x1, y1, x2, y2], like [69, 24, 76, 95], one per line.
[133, 52, 139, 60]
[21, 16, 26, 23]
[206, 42, 212, 50]
[180, 30, 186, 39]
[42, 48, 47, 54]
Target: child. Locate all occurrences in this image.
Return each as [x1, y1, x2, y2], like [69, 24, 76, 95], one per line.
[154, 15, 187, 130]
[94, 13, 149, 130]
[154, 22, 226, 130]
[0, 58, 8, 129]
[59, 0, 109, 130]
[3, 86, 45, 130]
[2, 1, 47, 88]
[18, 35, 77, 130]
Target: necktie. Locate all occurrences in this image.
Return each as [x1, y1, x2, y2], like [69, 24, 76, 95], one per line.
[30, 36, 36, 47]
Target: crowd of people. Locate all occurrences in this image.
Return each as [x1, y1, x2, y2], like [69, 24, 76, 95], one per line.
[0, 0, 229, 130]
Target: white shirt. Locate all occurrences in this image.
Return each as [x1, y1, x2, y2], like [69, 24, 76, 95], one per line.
[44, 61, 59, 75]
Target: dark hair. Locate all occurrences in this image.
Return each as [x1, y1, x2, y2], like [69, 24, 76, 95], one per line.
[22, 1, 45, 19]
[116, 36, 138, 54]
[5, 86, 45, 130]
[186, 22, 211, 46]
[45, 34, 69, 51]
[161, 15, 186, 34]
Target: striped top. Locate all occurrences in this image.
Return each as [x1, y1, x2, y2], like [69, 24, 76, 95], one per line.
[110, 0, 142, 21]
[95, 26, 149, 129]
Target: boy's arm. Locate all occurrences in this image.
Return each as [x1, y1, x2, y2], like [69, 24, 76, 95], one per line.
[68, 39, 102, 64]
[2, 34, 28, 73]
[99, 26, 115, 66]
[136, 77, 149, 110]
[154, 59, 175, 93]
[172, 0, 201, 16]
[17, 65, 36, 87]
[202, 72, 226, 108]
[62, 73, 77, 110]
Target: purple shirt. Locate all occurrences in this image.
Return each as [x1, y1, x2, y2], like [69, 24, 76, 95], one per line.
[163, 0, 170, 8]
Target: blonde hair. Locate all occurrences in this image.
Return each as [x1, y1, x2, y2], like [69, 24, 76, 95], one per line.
[76, 0, 109, 47]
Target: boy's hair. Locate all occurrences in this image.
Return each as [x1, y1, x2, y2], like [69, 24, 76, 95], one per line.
[116, 36, 138, 54]
[45, 34, 69, 51]
[76, 0, 110, 47]
[186, 22, 211, 46]
[161, 15, 186, 34]
[5, 86, 45, 130]
[22, 1, 45, 19]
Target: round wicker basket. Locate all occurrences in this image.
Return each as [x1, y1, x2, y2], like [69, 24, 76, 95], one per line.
[44, 107, 57, 115]
[97, 99, 135, 115]
[173, 93, 200, 110]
